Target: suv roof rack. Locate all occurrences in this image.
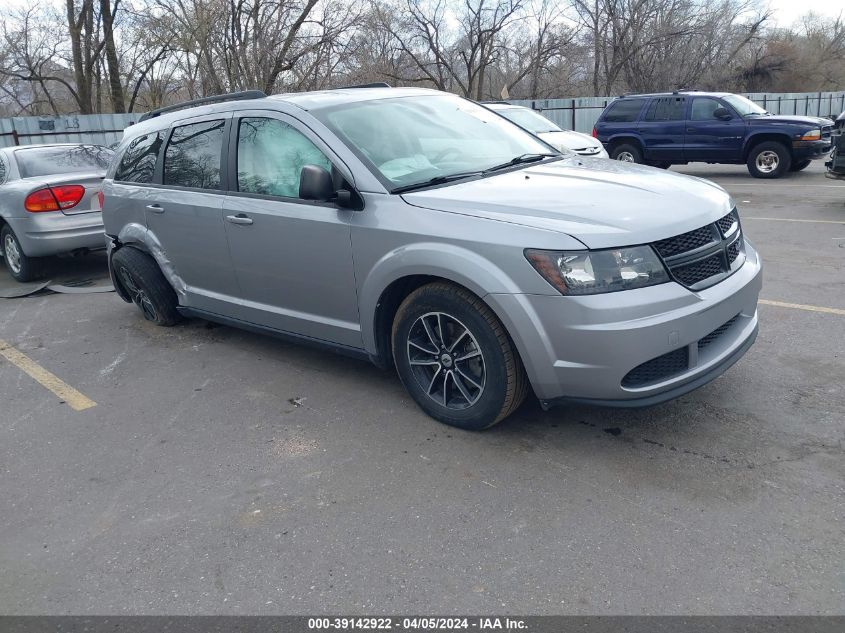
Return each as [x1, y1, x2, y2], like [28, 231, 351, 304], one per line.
[338, 82, 391, 89]
[139, 90, 267, 122]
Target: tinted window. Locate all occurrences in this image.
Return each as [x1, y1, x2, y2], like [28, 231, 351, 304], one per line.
[643, 97, 686, 121]
[602, 99, 646, 123]
[115, 132, 163, 183]
[15, 145, 113, 178]
[163, 120, 225, 189]
[237, 118, 332, 198]
[690, 98, 724, 121]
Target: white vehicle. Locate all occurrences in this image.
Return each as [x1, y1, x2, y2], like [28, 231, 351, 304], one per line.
[484, 102, 609, 158]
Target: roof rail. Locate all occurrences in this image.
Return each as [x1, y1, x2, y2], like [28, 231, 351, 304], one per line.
[338, 82, 392, 89]
[138, 90, 267, 122]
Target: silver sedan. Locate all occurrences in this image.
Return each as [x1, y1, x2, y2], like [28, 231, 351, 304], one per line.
[0, 143, 113, 282]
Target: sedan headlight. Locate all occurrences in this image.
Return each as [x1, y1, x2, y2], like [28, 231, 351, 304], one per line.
[525, 246, 670, 295]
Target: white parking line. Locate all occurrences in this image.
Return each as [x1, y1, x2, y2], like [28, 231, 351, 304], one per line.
[744, 217, 845, 224]
[759, 300, 845, 316]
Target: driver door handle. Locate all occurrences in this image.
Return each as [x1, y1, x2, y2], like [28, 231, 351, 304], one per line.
[226, 214, 254, 226]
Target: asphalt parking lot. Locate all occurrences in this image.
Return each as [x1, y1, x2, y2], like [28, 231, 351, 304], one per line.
[1, 161, 843, 615]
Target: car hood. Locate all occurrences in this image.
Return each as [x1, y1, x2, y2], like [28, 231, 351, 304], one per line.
[750, 114, 834, 127]
[401, 157, 733, 249]
[537, 130, 602, 151]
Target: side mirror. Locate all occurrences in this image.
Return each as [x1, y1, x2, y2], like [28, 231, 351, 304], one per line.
[714, 107, 731, 121]
[299, 164, 335, 201]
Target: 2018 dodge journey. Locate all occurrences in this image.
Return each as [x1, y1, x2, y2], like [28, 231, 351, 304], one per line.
[102, 87, 762, 430]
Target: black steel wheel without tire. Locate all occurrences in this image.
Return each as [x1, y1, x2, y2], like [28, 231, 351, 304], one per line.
[112, 247, 181, 326]
[611, 143, 643, 164]
[392, 282, 528, 430]
[747, 141, 791, 178]
[1, 225, 43, 282]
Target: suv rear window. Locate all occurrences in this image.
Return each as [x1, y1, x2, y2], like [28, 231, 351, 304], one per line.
[602, 99, 646, 123]
[163, 120, 225, 189]
[115, 131, 164, 183]
[15, 145, 112, 179]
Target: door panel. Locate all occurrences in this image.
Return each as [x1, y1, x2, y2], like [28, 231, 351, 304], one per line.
[222, 114, 361, 348]
[145, 115, 240, 312]
[684, 98, 747, 161]
[639, 97, 687, 161]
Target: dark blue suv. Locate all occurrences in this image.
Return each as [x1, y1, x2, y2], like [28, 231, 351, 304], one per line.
[593, 91, 834, 178]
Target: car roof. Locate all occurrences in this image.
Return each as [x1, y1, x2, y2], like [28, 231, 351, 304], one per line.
[126, 86, 443, 139]
[616, 91, 733, 99]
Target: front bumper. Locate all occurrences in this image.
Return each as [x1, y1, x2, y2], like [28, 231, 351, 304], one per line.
[487, 240, 762, 407]
[791, 139, 832, 160]
[4, 212, 105, 257]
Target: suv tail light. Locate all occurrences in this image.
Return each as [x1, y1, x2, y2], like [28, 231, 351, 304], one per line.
[591, 127, 598, 138]
[24, 185, 85, 212]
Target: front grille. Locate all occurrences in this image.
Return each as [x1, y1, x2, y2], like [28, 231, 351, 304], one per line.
[698, 314, 740, 351]
[672, 252, 724, 286]
[622, 347, 689, 388]
[654, 225, 716, 258]
[727, 239, 741, 264]
[652, 210, 743, 289]
[716, 211, 738, 236]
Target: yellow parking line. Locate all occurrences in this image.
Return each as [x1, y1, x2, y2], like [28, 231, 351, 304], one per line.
[0, 339, 96, 411]
[744, 217, 845, 224]
[759, 300, 845, 316]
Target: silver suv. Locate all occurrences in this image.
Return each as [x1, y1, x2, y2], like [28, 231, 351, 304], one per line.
[102, 87, 761, 430]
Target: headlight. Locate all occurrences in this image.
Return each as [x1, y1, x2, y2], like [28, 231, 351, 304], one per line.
[798, 129, 821, 141]
[525, 246, 670, 295]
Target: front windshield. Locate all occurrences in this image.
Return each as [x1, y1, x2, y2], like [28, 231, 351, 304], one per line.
[315, 95, 556, 189]
[496, 108, 562, 133]
[722, 94, 768, 116]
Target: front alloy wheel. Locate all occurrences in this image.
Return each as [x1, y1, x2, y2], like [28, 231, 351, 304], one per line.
[407, 312, 486, 410]
[392, 282, 528, 430]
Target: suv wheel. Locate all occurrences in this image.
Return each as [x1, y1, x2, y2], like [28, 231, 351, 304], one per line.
[611, 143, 643, 164]
[112, 247, 181, 326]
[392, 282, 528, 430]
[747, 141, 791, 178]
[1, 225, 43, 283]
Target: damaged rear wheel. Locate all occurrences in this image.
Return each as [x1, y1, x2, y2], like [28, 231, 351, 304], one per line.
[112, 247, 181, 326]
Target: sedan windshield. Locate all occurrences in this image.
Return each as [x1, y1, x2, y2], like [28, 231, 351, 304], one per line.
[496, 107, 562, 133]
[314, 95, 557, 190]
[15, 145, 113, 178]
[722, 94, 768, 117]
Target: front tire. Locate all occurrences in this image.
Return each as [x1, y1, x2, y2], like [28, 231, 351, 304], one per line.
[611, 143, 643, 164]
[392, 282, 528, 430]
[1, 225, 43, 283]
[747, 141, 791, 178]
[112, 247, 181, 326]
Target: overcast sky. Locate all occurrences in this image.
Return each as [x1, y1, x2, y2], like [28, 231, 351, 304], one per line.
[767, 0, 843, 26]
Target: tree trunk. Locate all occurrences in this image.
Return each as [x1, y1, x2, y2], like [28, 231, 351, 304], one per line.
[100, 0, 125, 112]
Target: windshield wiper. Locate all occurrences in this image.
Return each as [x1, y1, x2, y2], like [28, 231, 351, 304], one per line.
[482, 153, 558, 175]
[391, 171, 482, 194]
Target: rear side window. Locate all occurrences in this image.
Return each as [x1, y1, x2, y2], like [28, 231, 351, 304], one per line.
[115, 131, 164, 183]
[602, 99, 646, 123]
[15, 145, 113, 178]
[236, 117, 331, 198]
[643, 97, 686, 121]
[163, 120, 225, 189]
